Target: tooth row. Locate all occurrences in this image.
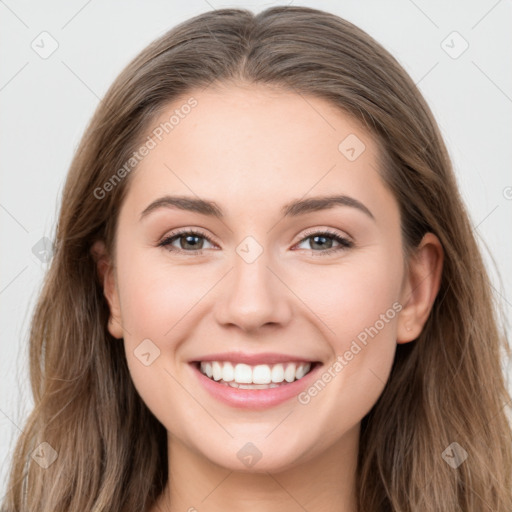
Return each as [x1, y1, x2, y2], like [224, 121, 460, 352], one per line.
[221, 381, 282, 389]
[199, 361, 312, 384]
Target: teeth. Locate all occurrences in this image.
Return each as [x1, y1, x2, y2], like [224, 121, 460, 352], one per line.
[227, 382, 281, 389]
[212, 361, 223, 381]
[252, 364, 271, 384]
[234, 363, 253, 384]
[271, 364, 284, 383]
[221, 362, 234, 382]
[199, 361, 312, 385]
[284, 364, 296, 383]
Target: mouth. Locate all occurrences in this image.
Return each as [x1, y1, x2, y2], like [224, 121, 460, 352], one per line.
[191, 360, 321, 389]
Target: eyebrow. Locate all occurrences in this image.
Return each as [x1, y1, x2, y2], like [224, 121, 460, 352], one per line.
[139, 194, 375, 221]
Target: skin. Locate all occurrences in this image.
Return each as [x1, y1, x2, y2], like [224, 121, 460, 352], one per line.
[92, 82, 443, 511]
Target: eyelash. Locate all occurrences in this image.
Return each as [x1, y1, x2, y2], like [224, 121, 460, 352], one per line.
[158, 228, 353, 257]
[298, 228, 353, 256]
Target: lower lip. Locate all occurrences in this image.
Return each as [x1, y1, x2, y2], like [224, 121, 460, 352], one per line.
[189, 362, 322, 409]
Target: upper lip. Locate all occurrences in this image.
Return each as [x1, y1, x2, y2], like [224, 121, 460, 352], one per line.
[190, 352, 321, 365]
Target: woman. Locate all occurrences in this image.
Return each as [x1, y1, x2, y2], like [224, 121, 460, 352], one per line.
[2, 6, 511, 511]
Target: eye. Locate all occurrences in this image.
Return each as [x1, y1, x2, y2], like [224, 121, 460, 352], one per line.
[294, 229, 353, 256]
[158, 227, 353, 257]
[158, 229, 217, 255]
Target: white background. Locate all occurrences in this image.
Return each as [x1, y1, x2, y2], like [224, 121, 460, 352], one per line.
[1, 0, 511, 499]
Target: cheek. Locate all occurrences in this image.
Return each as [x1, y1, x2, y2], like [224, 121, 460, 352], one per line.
[292, 259, 401, 432]
[116, 244, 210, 340]
[114, 246, 217, 420]
[297, 253, 401, 345]
[292, 249, 402, 409]
[115, 249, 194, 430]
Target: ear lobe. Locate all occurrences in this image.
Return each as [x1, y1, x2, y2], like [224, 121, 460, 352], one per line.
[397, 232, 444, 344]
[90, 240, 123, 339]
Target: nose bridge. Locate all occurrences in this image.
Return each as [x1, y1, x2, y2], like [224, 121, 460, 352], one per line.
[214, 238, 291, 331]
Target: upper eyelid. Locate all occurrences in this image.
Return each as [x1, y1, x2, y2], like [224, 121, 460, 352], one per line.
[299, 226, 352, 240]
[161, 229, 217, 245]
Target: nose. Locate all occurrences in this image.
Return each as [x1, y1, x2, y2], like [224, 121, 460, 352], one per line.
[214, 248, 293, 333]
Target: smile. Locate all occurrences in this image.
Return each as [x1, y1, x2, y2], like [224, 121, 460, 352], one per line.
[189, 358, 324, 409]
[198, 361, 314, 389]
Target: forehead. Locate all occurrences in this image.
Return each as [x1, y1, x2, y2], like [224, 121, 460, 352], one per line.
[121, 83, 395, 222]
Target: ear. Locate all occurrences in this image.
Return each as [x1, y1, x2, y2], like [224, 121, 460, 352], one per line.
[397, 232, 444, 344]
[90, 240, 123, 339]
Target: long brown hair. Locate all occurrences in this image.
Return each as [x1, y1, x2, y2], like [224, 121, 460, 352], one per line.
[2, 6, 511, 511]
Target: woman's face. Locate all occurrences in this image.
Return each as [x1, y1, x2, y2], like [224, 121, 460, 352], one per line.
[103, 83, 411, 471]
